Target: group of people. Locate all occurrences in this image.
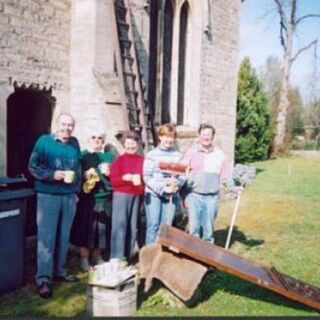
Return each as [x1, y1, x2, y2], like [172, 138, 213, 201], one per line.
[28, 113, 242, 299]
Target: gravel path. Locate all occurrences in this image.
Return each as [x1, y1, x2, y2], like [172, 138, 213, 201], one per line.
[291, 150, 320, 159]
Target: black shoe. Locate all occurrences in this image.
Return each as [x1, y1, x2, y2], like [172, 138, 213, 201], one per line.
[37, 282, 53, 299]
[54, 274, 78, 283]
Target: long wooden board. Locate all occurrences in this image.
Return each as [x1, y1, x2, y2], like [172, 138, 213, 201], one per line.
[158, 225, 320, 311]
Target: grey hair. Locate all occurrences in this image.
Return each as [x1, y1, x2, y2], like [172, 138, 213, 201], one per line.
[56, 112, 75, 125]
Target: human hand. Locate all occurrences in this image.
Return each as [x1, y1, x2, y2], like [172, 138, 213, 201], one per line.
[233, 186, 244, 195]
[84, 168, 96, 179]
[182, 199, 189, 209]
[99, 163, 110, 176]
[164, 177, 178, 193]
[122, 174, 133, 181]
[53, 170, 65, 181]
[132, 174, 142, 186]
[104, 167, 111, 177]
[185, 166, 192, 178]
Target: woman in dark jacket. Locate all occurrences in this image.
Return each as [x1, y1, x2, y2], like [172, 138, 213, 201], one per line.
[71, 129, 115, 271]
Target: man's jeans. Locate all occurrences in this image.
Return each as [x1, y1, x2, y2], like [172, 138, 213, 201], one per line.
[36, 193, 77, 286]
[186, 192, 219, 243]
[110, 192, 142, 260]
[144, 192, 178, 245]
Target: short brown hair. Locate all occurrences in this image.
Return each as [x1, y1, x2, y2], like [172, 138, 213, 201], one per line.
[157, 123, 176, 137]
[198, 123, 215, 136]
[122, 130, 141, 143]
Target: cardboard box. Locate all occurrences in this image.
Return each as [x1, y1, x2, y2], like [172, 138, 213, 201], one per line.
[86, 276, 137, 317]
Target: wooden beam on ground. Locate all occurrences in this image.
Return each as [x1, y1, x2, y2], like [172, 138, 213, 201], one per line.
[158, 225, 320, 311]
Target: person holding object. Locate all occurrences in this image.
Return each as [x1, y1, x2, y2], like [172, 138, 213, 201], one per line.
[109, 131, 145, 263]
[28, 113, 81, 299]
[143, 123, 186, 245]
[70, 128, 115, 271]
[182, 123, 243, 243]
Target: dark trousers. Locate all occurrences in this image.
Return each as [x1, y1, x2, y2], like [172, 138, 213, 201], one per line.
[110, 192, 142, 260]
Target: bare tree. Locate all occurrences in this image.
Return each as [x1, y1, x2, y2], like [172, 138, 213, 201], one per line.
[272, 0, 320, 154]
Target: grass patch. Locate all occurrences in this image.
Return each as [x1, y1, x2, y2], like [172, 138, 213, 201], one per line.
[0, 155, 320, 316]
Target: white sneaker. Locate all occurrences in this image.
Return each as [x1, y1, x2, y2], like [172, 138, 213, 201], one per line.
[80, 257, 90, 272]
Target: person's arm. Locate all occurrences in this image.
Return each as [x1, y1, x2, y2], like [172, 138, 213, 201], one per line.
[110, 157, 126, 188]
[180, 147, 194, 192]
[95, 152, 114, 192]
[143, 155, 166, 195]
[74, 138, 82, 191]
[220, 160, 243, 194]
[28, 136, 56, 181]
[176, 166, 187, 190]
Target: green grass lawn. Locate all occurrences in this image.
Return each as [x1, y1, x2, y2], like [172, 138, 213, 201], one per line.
[1, 155, 319, 317]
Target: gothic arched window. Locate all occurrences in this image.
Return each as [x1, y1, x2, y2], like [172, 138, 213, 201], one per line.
[177, 1, 189, 125]
[161, 0, 174, 123]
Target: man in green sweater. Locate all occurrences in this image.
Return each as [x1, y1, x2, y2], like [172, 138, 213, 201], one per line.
[28, 113, 81, 299]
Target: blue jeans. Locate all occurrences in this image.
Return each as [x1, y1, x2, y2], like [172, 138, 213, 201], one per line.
[144, 192, 178, 245]
[36, 193, 77, 285]
[186, 192, 219, 243]
[110, 192, 142, 260]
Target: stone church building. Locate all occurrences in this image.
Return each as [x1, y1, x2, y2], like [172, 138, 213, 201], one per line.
[0, 0, 240, 181]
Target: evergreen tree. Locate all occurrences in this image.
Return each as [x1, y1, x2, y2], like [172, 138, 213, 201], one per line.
[236, 57, 272, 163]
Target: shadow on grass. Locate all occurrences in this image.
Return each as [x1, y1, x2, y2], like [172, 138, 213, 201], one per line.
[2, 233, 315, 316]
[0, 278, 88, 317]
[214, 226, 265, 248]
[187, 270, 313, 312]
[0, 240, 88, 317]
[255, 167, 266, 175]
[137, 269, 313, 313]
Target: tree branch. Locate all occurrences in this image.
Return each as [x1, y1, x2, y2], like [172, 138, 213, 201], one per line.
[291, 0, 297, 24]
[274, 0, 288, 29]
[274, 0, 288, 50]
[290, 39, 318, 64]
[280, 21, 286, 49]
[296, 14, 320, 26]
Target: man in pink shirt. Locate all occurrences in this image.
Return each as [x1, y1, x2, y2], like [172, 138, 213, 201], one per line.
[182, 123, 242, 243]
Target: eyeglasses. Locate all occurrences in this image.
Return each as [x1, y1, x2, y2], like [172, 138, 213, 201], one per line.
[91, 136, 104, 140]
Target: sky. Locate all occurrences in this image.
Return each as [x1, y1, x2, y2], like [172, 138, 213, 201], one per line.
[239, 0, 320, 100]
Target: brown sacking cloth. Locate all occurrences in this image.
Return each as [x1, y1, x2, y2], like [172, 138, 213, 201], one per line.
[139, 243, 208, 301]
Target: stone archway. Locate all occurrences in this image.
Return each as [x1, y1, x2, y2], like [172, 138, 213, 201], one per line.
[6, 86, 55, 184]
[7, 85, 55, 236]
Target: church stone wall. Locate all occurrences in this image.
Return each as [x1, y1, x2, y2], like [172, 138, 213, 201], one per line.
[199, 0, 240, 161]
[0, 0, 241, 174]
[0, 0, 71, 174]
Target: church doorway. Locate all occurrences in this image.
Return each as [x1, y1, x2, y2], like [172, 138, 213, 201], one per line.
[7, 86, 55, 182]
[7, 86, 55, 235]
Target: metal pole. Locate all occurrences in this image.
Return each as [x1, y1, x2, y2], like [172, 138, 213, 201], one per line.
[225, 193, 241, 250]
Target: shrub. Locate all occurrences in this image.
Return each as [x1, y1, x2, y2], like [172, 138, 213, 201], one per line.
[236, 58, 273, 163]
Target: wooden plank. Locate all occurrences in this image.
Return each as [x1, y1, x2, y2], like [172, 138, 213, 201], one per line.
[158, 225, 320, 311]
